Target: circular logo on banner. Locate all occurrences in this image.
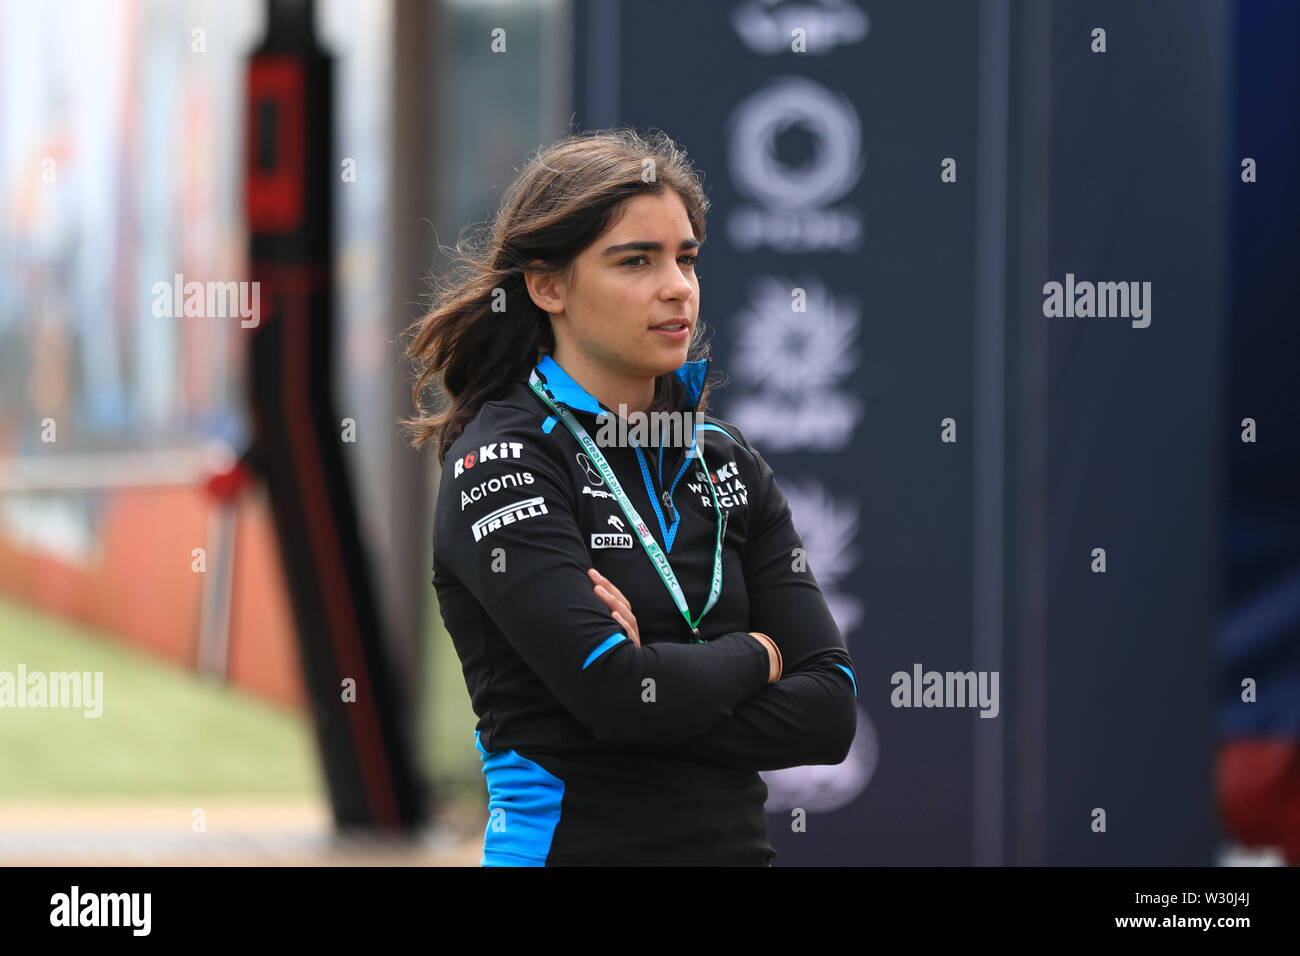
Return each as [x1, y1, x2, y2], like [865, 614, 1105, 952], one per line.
[728, 76, 864, 211]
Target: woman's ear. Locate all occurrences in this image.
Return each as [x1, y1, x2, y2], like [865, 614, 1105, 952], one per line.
[523, 259, 565, 316]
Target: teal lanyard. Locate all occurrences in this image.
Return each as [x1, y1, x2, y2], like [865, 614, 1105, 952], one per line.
[528, 368, 725, 642]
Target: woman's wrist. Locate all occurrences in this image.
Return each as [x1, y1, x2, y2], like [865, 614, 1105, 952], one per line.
[749, 632, 783, 684]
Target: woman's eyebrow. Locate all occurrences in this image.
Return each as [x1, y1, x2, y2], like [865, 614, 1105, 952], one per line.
[601, 238, 702, 255]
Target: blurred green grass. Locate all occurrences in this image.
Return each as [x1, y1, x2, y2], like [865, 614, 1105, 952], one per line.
[0, 593, 481, 800]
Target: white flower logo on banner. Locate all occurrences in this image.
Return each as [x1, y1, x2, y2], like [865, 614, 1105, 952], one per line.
[728, 276, 864, 451]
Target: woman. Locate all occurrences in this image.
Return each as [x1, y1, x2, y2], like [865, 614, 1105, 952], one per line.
[405, 127, 858, 866]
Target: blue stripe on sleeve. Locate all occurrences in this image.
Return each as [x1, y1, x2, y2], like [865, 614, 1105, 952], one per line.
[582, 632, 627, 670]
[834, 663, 858, 697]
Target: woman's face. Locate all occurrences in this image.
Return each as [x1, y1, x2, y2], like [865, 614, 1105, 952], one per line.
[530, 190, 701, 388]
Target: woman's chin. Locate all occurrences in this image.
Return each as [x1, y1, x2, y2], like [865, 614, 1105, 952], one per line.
[649, 342, 691, 372]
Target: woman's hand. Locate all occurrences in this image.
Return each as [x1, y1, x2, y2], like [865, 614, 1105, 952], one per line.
[588, 569, 781, 682]
[589, 568, 640, 648]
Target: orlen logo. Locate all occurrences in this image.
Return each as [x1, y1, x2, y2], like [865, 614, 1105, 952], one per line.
[453, 442, 524, 478]
[591, 533, 633, 550]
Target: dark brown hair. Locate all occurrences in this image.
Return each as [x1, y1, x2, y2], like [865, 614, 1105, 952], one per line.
[403, 127, 717, 465]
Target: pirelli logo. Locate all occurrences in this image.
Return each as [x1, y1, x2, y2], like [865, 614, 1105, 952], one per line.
[472, 497, 549, 542]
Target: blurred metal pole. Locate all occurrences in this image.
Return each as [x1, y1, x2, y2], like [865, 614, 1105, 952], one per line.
[385, 0, 439, 764]
[972, 0, 1010, 869]
[196, 501, 238, 679]
[0, 449, 212, 492]
[1006, 0, 1052, 869]
[246, 0, 425, 830]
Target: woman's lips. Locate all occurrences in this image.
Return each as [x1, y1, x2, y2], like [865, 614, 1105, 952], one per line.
[651, 324, 689, 341]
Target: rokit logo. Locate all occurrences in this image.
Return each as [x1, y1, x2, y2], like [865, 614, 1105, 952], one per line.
[460, 471, 535, 510]
[471, 497, 549, 542]
[453, 442, 524, 478]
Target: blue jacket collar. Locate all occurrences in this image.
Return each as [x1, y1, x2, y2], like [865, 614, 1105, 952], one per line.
[534, 353, 710, 416]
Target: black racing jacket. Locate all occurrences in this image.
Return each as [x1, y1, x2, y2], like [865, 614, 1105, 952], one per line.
[432, 352, 859, 866]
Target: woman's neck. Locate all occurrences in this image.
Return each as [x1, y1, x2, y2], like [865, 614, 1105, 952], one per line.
[549, 346, 655, 418]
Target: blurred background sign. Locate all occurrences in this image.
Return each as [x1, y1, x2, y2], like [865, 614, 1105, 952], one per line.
[576, 0, 1228, 864]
